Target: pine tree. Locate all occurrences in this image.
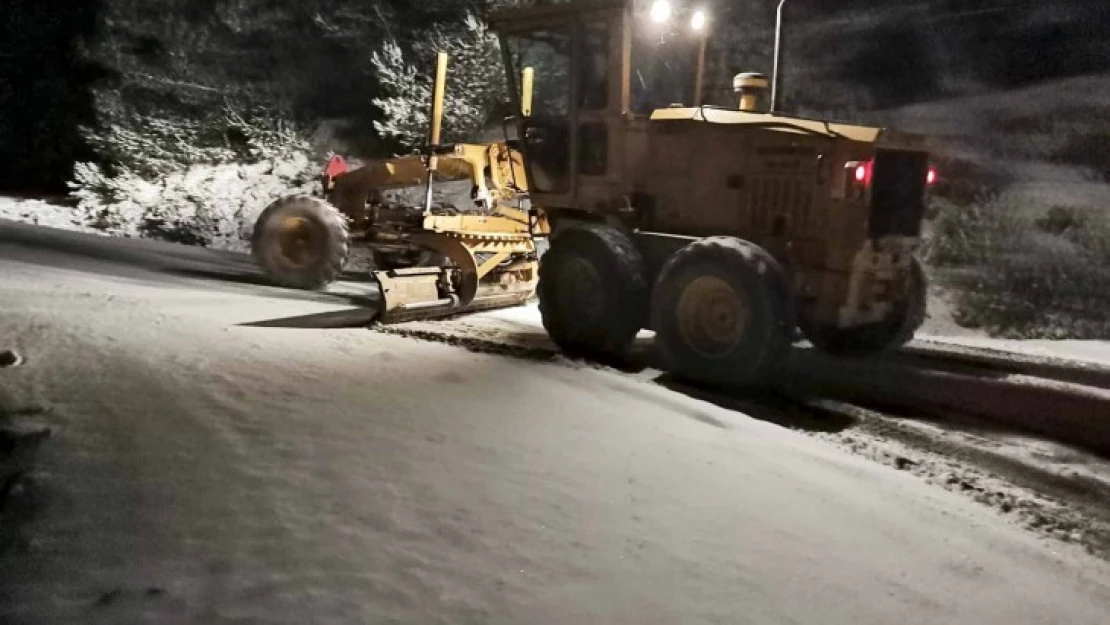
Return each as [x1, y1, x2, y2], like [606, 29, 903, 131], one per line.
[371, 12, 508, 147]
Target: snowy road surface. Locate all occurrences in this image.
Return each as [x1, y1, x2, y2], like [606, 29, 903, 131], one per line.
[2, 220, 1109, 624]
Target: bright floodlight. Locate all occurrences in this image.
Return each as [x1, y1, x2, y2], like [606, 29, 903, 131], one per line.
[691, 9, 707, 31]
[650, 0, 672, 23]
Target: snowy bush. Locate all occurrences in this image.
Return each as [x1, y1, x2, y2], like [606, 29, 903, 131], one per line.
[69, 154, 319, 251]
[927, 192, 1110, 339]
[68, 103, 320, 250]
[371, 12, 507, 146]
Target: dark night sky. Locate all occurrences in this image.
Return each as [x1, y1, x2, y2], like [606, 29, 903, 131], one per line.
[0, 0, 103, 192]
[1, 0, 1109, 191]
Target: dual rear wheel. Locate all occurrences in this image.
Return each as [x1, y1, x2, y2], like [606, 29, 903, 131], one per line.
[537, 223, 648, 362]
[538, 224, 924, 386]
[538, 225, 792, 386]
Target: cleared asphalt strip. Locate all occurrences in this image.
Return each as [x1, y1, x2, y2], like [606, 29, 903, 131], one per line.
[382, 320, 1110, 457]
[783, 350, 1110, 457]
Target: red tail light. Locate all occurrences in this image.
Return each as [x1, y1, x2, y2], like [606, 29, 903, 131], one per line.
[926, 166, 938, 186]
[848, 160, 873, 187]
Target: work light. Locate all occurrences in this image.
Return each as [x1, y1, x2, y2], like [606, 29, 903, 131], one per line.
[691, 9, 707, 31]
[650, 1, 672, 23]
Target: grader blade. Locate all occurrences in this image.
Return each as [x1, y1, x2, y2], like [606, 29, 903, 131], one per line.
[375, 273, 537, 324]
[374, 230, 538, 324]
[375, 266, 538, 324]
[375, 267, 452, 320]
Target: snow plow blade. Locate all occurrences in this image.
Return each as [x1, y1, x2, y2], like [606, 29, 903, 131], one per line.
[374, 229, 539, 325]
[375, 267, 537, 324]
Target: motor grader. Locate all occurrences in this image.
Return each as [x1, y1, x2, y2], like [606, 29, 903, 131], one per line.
[252, 0, 935, 387]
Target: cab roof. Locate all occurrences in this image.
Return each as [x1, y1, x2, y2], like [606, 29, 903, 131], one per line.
[651, 107, 928, 148]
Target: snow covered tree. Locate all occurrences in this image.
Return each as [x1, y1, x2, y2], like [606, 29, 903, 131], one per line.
[371, 12, 508, 147]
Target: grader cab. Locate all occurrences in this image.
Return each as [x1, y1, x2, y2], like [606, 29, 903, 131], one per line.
[489, 0, 936, 385]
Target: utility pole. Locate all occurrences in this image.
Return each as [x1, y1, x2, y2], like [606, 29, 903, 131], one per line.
[693, 12, 710, 106]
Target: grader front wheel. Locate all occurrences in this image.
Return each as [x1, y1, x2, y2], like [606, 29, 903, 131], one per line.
[251, 195, 350, 290]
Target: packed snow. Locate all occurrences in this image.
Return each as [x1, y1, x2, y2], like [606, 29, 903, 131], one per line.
[0, 197, 104, 236]
[3, 220, 1110, 623]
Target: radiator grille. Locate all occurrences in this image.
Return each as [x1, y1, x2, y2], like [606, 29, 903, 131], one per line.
[750, 176, 815, 236]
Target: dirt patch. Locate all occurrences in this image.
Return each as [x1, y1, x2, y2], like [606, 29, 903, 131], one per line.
[0, 350, 24, 369]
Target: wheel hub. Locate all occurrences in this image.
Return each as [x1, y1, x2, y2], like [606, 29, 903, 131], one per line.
[278, 217, 320, 267]
[557, 257, 606, 321]
[676, 275, 749, 358]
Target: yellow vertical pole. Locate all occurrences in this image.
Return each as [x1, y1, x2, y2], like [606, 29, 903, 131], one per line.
[428, 52, 449, 163]
[424, 52, 449, 214]
[521, 67, 535, 117]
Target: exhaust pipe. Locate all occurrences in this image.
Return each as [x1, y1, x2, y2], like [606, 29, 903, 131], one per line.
[771, 0, 787, 112]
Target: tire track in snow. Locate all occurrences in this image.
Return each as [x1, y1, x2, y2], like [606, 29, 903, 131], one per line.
[375, 322, 1110, 561]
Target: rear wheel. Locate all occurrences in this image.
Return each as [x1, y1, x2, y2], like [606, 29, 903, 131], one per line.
[651, 237, 793, 387]
[801, 258, 927, 358]
[537, 223, 647, 362]
[252, 195, 349, 290]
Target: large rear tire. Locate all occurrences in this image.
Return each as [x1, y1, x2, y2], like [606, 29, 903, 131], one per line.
[801, 258, 927, 358]
[252, 195, 349, 290]
[651, 237, 793, 387]
[537, 223, 647, 362]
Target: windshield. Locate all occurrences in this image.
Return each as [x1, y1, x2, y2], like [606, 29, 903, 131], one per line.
[631, 21, 701, 113]
[501, 21, 700, 117]
[502, 28, 573, 118]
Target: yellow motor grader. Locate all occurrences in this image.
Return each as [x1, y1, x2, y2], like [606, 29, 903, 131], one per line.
[486, 0, 935, 385]
[253, 0, 937, 387]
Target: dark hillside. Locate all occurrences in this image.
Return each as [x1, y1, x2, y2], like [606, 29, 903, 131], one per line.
[0, 1, 104, 193]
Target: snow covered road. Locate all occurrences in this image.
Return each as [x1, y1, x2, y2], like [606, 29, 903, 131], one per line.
[2, 220, 1109, 624]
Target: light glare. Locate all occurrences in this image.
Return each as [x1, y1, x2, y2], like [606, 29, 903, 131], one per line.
[650, 0, 672, 24]
[691, 9, 707, 31]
